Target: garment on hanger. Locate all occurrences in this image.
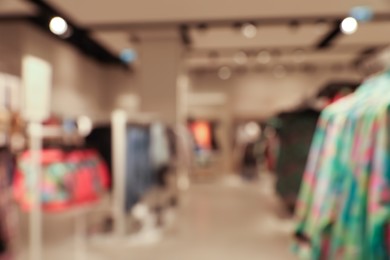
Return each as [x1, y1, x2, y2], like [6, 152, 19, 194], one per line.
[125, 125, 154, 211]
[150, 123, 171, 187]
[294, 71, 390, 260]
[85, 126, 112, 189]
[150, 123, 170, 168]
[210, 122, 219, 151]
[13, 148, 110, 212]
[189, 121, 212, 150]
[166, 127, 177, 159]
[274, 109, 320, 208]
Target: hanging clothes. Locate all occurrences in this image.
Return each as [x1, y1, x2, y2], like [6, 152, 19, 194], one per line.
[294, 71, 390, 260]
[274, 109, 320, 209]
[125, 126, 154, 211]
[13, 148, 110, 212]
[241, 142, 258, 180]
[150, 123, 171, 187]
[0, 148, 14, 260]
[189, 121, 212, 151]
[85, 126, 113, 189]
[150, 123, 170, 169]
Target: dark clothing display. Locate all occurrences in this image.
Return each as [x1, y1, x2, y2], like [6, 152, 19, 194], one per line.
[166, 128, 177, 159]
[85, 126, 113, 189]
[242, 143, 257, 166]
[275, 109, 320, 207]
[86, 123, 174, 212]
[240, 142, 259, 180]
[156, 165, 170, 188]
[0, 148, 13, 259]
[210, 122, 219, 151]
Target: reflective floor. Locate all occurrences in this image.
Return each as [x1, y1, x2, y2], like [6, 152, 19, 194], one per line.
[17, 174, 297, 260]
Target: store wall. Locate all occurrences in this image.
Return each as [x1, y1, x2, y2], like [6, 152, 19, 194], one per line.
[0, 21, 363, 124]
[0, 22, 23, 76]
[189, 70, 363, 119]
[19, 23, 120, 121]
[0, 21, 138, 122]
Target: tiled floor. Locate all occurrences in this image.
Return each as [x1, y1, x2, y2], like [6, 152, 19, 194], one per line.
[17, 174, 297, 260]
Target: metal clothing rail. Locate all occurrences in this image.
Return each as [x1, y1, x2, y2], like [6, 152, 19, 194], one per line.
[27, 124, 92, 260]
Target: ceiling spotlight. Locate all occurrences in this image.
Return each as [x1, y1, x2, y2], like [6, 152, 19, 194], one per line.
[340, 17, 358, 35]
[49, 16, 69, 36]
[241, 23, 257, 39]
[234, 51, 248, 65]
[257, 50, 271, 64]
[218, 66, 232, 80]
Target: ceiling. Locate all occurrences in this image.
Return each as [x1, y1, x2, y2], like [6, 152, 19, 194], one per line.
[0, 0, 36, 16]
[1, 0, 390, 70]
[47, 0, 389, 25]
[189, 24, 331, 50]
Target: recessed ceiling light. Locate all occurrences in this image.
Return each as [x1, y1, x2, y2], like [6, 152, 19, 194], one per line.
[218, 66, 232, 80]
[340, 17, 358, 35]
[241, 23, 257, 39]
[49, 16, 68, 36]
[257, 50, 271, 64]
[234, 51, 248, 65]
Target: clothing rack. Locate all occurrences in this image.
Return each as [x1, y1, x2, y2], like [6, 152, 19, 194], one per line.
[82, 109, 183, 248]
[111, 110, 165, 238]
[26, 123, 98, 260]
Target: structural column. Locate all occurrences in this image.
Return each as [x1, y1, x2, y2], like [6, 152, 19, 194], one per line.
[137, 29, 184, 124]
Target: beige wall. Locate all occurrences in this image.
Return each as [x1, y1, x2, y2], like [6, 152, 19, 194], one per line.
[0, 21, 365, 124]
[0, 22, 138, 122]
[0, 22, 23, 76]
[189, 70, 363, 120]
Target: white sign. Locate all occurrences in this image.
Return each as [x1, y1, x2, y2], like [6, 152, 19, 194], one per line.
[22, 56, 52, 122]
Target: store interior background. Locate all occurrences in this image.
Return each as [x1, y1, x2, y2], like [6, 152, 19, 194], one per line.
[0, 0, 390, 259]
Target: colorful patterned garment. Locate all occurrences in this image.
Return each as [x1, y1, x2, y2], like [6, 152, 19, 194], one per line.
[13, 149, 110, 212]
[294, 71, 390, 260]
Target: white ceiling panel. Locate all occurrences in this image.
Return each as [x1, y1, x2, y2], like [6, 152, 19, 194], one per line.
[278, 51, 357, 64]
[0, 0, 37, 16]
[47, 0, 390, 26]
[186, 49, 357, 69]
[190, 24, 330, 50]
[335, 21, 390, 46]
